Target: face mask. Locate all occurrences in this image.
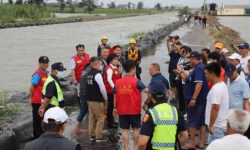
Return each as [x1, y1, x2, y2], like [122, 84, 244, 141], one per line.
[98, 66, 103, 71]
[57, 71, 64, 78]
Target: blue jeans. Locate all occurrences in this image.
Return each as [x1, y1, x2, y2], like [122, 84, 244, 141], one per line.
[208, 127, 226, 144]
[77, 96, 88, 122]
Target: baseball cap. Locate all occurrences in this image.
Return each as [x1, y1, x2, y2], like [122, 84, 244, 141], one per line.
[238, 42, 249, 49]
[221, 48, 229, 54]
[225, 63, 236, 77]
[228, 53, 241, 61]
[214, 43, 224, 49]
[51, 62, 66, 71]
[44, 107, 68, 124]
[148, 79, 166, 94]
[39, 56, 49, 63]
[187, 51, 200, 59]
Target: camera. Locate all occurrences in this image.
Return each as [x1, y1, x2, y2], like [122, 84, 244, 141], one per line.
[181, 61, 191, 71]
[169, 36, 173, 40]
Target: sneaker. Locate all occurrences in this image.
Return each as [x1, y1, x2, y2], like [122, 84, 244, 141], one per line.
[89, 136, 96, 141]
[95, 137, 108, 142]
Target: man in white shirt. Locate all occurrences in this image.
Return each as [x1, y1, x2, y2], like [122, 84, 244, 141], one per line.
[238, 42, 250, 73]
[207, 109, 250, 150]
[205, 62, 229, 144]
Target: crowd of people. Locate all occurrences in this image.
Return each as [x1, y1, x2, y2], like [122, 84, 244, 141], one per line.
[24, 33, 250, 150]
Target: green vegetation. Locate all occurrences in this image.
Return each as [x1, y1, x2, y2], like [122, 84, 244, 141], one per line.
[0, 4, 52, 23]
[127, 31, 150, 38]
[178, 6, 192, 17]
[0, 91, 31, 117]
[48, 8, 168, 15]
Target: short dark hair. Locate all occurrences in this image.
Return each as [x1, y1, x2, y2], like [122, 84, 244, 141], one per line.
[44, 119, 64, 132]
[202, 48, 211, 55]
[182, 46, 192, 53]
[101, 47, 110, 52]
[90, 57, 102, 65]
[107, 53, 117, 64]
[124, 60, 136, 73]
[208, 51, 220, 63]
[114, 45, 122, 50]
[151, 63, 160, 71]
[173, 35, 180, 40]
[76, 44, 85, 50]
[205, 62, 221, 77]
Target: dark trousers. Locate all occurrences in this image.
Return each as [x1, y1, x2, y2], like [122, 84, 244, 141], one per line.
[202, 22, 206, 29]
[107, 94, 114, 126]
[77, 96, 88, 122]
[136, 65, 141, 80]
[32, 103, 42, 139]
[176, 80, 186, 114]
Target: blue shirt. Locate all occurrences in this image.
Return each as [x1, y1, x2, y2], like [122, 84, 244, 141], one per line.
[227, 76, 250, 110]
[112, 80, 146, 93]
[188, 62, 209, 105]
[151, 73, 170, 89]
[168, 42, 182, 74]
[31, 73, 40, 85]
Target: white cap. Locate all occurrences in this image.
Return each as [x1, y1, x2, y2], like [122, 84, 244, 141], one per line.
[228, 53, 241, 61]
[221, 48, 229, 54]
[44, 107, 68, 124]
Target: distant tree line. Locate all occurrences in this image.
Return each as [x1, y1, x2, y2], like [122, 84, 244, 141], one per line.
[5, 0, 177, 13]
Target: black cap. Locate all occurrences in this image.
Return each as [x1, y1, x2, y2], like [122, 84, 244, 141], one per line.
[51, 62, 66, 71]
[39, 56, 49, 63]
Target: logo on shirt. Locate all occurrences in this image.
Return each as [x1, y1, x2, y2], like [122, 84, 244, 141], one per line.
[77, 60, 82, 64]
[114, 71, 118, 75]
[118, 84, 132, 94]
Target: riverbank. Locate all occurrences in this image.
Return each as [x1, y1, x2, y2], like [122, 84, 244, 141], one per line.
[207, 16, 245, 53]
[0, 4, 171, 25]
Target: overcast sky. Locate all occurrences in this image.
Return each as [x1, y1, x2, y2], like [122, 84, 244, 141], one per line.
[2, 0, 250, 8]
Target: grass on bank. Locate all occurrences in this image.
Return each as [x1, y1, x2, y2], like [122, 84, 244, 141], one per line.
[127, 32, 150, 38]
[0, 4, 52, 23]
[0, 91, 30, 118]
[48, 8, 169, 15]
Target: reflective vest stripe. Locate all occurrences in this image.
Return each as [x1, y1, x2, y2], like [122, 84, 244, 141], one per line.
[151, 142, 175, 148]
[151, 106, 178, 125]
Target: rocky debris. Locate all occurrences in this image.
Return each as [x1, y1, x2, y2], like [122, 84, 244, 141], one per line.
[0, 18, 83, 30]
[10, 92, 29, 103]
[122, 20, 184, 55]
[0, 128, 19, 150]
[60, 75, 79, 106]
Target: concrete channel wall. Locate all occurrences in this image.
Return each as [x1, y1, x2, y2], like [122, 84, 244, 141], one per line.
[0, 20, 184, 150]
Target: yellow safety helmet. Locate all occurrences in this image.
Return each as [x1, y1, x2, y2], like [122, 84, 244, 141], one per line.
[129, 39, 136, 44]
[101, 36, 108, 40]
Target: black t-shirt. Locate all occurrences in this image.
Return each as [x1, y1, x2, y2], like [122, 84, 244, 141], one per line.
[168, 43, 182, 74]
[44, 75, 64, 108]
[140, 102, 187, 150]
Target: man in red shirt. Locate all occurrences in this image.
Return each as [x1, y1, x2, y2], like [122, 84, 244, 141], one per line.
[71, 44, 90, 96]
[113, 60, 148, 150]
[208, 52, 226, 90]
[29, 56, 49, 139]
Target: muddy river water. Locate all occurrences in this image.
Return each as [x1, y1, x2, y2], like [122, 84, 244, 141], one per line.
[0, 12, 178, 92]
